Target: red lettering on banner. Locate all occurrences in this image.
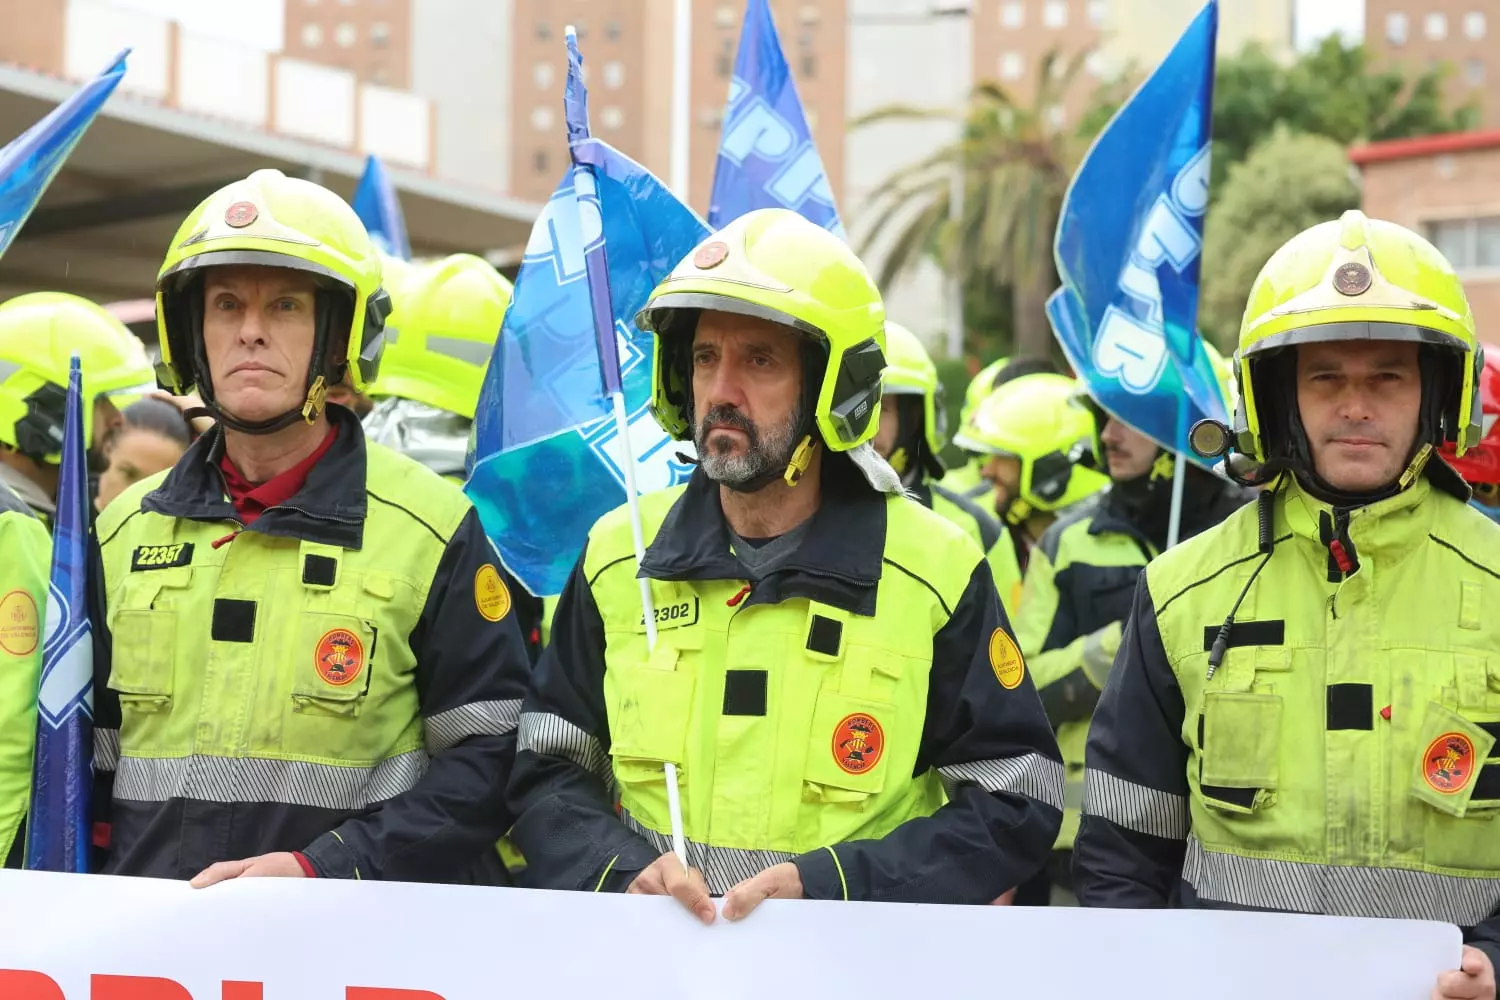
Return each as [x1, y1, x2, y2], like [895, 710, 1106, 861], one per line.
[0, 970, 66, 1000]
[93, 975, 194, 1000]
[348, 990, 447, 1000]
[222, 984, 264, 1000]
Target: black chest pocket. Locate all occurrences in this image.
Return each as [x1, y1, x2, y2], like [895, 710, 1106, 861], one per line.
[1066, 564, 1142, 635]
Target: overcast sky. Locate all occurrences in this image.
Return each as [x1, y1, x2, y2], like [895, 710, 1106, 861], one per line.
[109, 0, 285, 50]
[1295, 0, 1365, 49]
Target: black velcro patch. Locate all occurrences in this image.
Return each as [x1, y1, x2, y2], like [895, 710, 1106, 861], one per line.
[1478, 722, 1500, 743]
[211, 599, 257, 643]
[302, 554, 338, 587]
[1200, 620, 1285, 651]
[806, 615, 842, 657]
[1200, 785, 1259, 810]
[130, 542, 194, 572]
[1326, 683, 1373, 731]
[1473, 763, 1500, 802]
[722, 670, 768, 717]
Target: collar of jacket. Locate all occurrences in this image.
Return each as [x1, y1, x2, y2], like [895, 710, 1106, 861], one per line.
[637, 452, 888, 616]
[0, 462, 55, 519]
[1097, 466, 1251, 551]
[140, 403, 368, 549]
[1279, 469, 1440, 563]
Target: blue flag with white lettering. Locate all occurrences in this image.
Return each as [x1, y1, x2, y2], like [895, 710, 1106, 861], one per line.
[466, 33, 708, 598]
[709, 0, 842, 234]
[1046, 0, 1226, 462]
[25, 357, 93, 873]
[0, 52, 127, 258]
[351, 154, 411, 261]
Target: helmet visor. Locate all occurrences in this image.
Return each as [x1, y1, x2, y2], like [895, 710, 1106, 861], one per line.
[1245, 320, 1470, 358]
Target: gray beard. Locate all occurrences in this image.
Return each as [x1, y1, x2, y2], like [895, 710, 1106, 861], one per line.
[695, 404, 801, 491]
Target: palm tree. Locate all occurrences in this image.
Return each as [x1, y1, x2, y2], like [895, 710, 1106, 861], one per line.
[855, 50, 1104, 360]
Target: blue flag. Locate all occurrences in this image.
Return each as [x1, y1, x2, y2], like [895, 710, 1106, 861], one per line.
[0, 52, 128, 258]
[466, 32, 708, 598]
[351, 154, 411, 260]
[1046, 1, 1225, 462]
[709, 0, 841, 235]
[26, 357, 93, 873]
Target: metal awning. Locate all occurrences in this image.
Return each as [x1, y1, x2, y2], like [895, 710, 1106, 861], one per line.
[0, 63, 540, 308]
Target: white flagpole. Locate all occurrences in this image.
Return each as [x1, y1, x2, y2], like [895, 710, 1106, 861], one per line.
[1166, 390, 1188, 548]
[669, 0, 693, 200]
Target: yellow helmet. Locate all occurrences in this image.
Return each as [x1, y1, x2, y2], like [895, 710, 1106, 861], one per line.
[1234, 210, 1480, 472]
[961, 357, 1010, 428]
[155, 168, 391, 434]
[0, 292, 155, 462]
[952, 373, 1108, 525]
[881, 321, 947, 477]
[636, 209, 887, 482]
[370, 254, 512, 420]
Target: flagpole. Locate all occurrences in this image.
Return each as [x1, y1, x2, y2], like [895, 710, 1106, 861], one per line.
[669, 0, 693, 200]
[566, 26, 688, 872]
[1166, 389, 1188, 548]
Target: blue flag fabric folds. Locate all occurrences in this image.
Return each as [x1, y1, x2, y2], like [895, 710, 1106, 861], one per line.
[0, 52, 128, 259]
[25, 358, 93, 873]
[351, 154, 411, 261]
[708, 0, 842, 235]
[1045, 1, 1226, 462]
[466, 36, 709, 599]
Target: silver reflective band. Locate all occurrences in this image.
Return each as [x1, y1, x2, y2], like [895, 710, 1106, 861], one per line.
[518, 711, 609, 781]
[113, 750, 428, 811]
[1184, 836, 1500, 926]
[427, 334, 495, 368]
[620, 807, 794, 896]
[94, 728, 120, 773]
[424, 698, 521, 755]
[1082, 769, 1189, 841]
[939, 753, 1065, 811]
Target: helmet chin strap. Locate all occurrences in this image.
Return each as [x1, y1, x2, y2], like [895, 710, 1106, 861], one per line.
[191, 376, 328, 436]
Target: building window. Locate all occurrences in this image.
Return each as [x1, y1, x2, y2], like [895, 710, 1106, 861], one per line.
[1087, 0, 1107, 26]
[603, 60, 625, 89]
[574, 21, 587, 39]
[716, 4, 737, 28]
[1466, 11, 1488, 39]
[1085, 50, 1105, 77]
[1046, 104, 1066, 128]
[304, 0, 320, 5]
[716, 53, 733, 76]
[335, 22, 357, 47]
[1467, 58, 1486, 85]
[370, 21, 389, 46]
[1387, 11, 1408, 45]
[301, 22, 323, 47]
[1426, 12, 1448, 39]
[1425, 217, 1500, 271]
[799, 3, 820, 24]
[536, 22, 551, 40]
[533, 149, 549, 174]
[801, 54, 817, 78]
[699, 108, 722, 128]
[1000, 1, 1024, 29]
[805, 108, 819, 129]
[337, 0, 354, 5]
[1044, 0, 1068, 29]
[600, 106, 625, 130]
[371, 66, 389, 84]
[1000, 51, 1024, 81]
[605, 19, 623, 41]
[534, 62, 554, 88]
[531, 106, 555, 131]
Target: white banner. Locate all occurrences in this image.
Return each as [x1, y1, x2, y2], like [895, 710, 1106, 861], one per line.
[0, 870, 1461, 999]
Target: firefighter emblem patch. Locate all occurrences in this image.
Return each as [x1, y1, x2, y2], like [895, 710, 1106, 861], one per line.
[1424, 732, 1476, 794]
[314, 628, 365, 687]
[832, 713, 885, 775]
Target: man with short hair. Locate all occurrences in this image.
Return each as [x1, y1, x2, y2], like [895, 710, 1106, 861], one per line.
[508, 209, 1062, 920]
[1074, 211, 1500, 1000]
[90, 169, 533, 885]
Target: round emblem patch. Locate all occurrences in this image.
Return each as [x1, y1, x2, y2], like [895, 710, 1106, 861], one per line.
[832, 713, 884, 775]
[0, 590, 38, 657]
[693, 241, 730, 270]
[989, 627, 1026, 689]
[224, 200, 259, 228]
[475, 564, 512, 622]
[1333, 261, 1372, 297]
[1424, 732, 1476, 794]
[314, 628, 365, 687]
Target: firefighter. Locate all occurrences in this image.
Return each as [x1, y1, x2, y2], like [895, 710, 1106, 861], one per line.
[508, 208, 1062, 920]
[1074, 211, 1500, 999]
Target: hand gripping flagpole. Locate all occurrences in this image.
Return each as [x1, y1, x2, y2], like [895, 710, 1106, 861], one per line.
[564, 26, 688, 872]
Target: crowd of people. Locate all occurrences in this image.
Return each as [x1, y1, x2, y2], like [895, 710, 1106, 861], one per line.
[0, 166, 1496, 998]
